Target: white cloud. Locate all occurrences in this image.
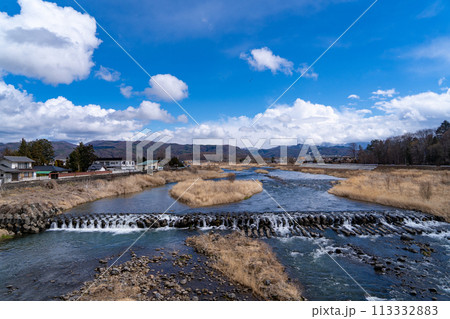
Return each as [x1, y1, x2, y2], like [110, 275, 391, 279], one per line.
[371, 88, 397, 99]
[143, 74, 189, 102]
[408, 37, 450, 64]
[374, 89, 450, 121]
[0, 0, 101, 85]
[297, 63, 318, 80]
[154, 90, 450, 146]
[177, 114, 189, 123]
[2, 78, 448, 146]
[438, 77, 446, 86]
[120, 85, 134, 98]
[240, 47, 294, 75]
[95, 66, 120, 82]
[0, 80, 186, 141]
[115, 101, 178, 123]
[347, 94, 360, 99]
[417, 1, 444, 19]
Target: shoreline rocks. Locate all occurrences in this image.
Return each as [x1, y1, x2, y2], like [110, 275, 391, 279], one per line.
[0, 203, 61, 236]
[63, 249, 257, 301]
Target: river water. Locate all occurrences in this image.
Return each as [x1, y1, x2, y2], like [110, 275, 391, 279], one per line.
[1, 168, 449, 301]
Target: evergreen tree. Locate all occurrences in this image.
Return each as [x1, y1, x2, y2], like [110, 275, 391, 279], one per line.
[67, 142, 96, 172]
[358, 121, 449, 165]
[29, 139, 54, 165]
[18, 138, 29, 157]
[168, 156, 184, 168]
[436, 120, 450, 138]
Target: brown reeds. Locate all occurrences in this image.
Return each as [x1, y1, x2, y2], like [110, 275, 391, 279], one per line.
[169, 179, 263, 207]
[186, 232, 303, 300]
[0, 169, 231, 212]
[329, 169, 450, 221]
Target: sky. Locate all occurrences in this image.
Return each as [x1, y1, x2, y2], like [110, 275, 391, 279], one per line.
[0, 0, 449, 147]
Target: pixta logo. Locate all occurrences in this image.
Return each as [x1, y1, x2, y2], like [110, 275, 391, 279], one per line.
[126, 129, 172, 174]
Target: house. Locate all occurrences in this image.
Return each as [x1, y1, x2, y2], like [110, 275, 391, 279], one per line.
[136, 160, 159, 172]
[93, 158, 136, 171]
[0, 156, 36, 184]
[87, 163, 107, 172]
[33, 165, 70, 179]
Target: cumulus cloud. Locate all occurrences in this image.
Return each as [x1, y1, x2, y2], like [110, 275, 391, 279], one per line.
[240, 47, 294, 75]
[120, 84, 134, 98]
[143, 74, 189, 102]
[438, 77, 446, 86]
[0, 80, 186, 141]
[2, 77, 448, 146]
[177, 114, 189, 123]
[153, 90, 450, 146]
[114, 101, 178, 123]
[347, 94, 360, 99]
[374, 90, 450, 121]
[0, 0, 101, 85]
[371, 88, 397, 99]
[95, 66, 120, 82]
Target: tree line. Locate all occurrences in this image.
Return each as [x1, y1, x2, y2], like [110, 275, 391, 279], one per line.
[357, 121, 450, 165]
[1, 139, 96, 171]
[2, 138, 55, 165]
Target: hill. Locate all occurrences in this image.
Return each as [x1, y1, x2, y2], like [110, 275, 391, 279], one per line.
[1, 140, 354, 161]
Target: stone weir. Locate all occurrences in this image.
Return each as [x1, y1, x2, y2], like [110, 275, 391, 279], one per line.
[48, 211, 448, 238]
[0, 204, 62, 235]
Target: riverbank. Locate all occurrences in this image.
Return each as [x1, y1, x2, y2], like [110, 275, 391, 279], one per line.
[329, 169, 450, 221]
[186, 232, 303, 300]
[0, 169, 230, 235]
[272, 164, 366, 178]
[65, 232, 302, 301]
[169, 179, 263, 207]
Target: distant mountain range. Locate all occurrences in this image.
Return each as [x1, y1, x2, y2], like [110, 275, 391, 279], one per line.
[0, 140, 361, 160]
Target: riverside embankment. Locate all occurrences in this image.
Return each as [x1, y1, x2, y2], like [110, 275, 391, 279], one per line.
[272, 164, 450, 220]
[0, 169, 230, 237]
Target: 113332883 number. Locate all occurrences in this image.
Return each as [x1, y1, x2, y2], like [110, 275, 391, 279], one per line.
[372, 305, 438, 316]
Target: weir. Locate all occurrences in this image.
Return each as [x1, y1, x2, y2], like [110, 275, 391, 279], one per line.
[48, 211, 449, 238]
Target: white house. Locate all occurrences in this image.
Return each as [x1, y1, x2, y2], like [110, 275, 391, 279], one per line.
[0, 156, 36, 184]
[136, 160, 159, 172]
[93, 157, 136, 171]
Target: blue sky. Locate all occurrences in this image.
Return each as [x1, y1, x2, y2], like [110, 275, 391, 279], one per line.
[0, 0, 449, 145]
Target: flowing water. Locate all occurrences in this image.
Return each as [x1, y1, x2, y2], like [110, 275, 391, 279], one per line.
[1, 168, 449, 300]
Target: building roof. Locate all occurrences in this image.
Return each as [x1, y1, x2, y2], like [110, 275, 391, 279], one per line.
[0, 164, 20, 173]
[88, 163, 106, 171]
[137, 160, 158, 165]
[2, 156, 35, 163]
[33, 165, 69, 172]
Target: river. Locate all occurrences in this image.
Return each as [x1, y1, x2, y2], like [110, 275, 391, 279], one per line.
[1, 168, 449, 300]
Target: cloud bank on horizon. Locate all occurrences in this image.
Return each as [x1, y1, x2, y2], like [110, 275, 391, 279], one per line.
[0, 0, 449, 146]
[1, 78, 449, 144]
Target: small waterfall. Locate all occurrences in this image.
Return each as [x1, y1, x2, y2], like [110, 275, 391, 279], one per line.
[47, 211, 448, 237]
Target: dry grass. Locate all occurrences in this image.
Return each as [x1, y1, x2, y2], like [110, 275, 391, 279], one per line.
[0, 169, 230, 212]
[157, 168, 230, 183]
[186, 232, 303, 300]
[274, 165, 363, 178]
[255, 169, 269, 174]
[169, 179, 263, 207]
[329, 169, 450, 221]
[219, 164, 252, 171]
[79, 279, 141, 301]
